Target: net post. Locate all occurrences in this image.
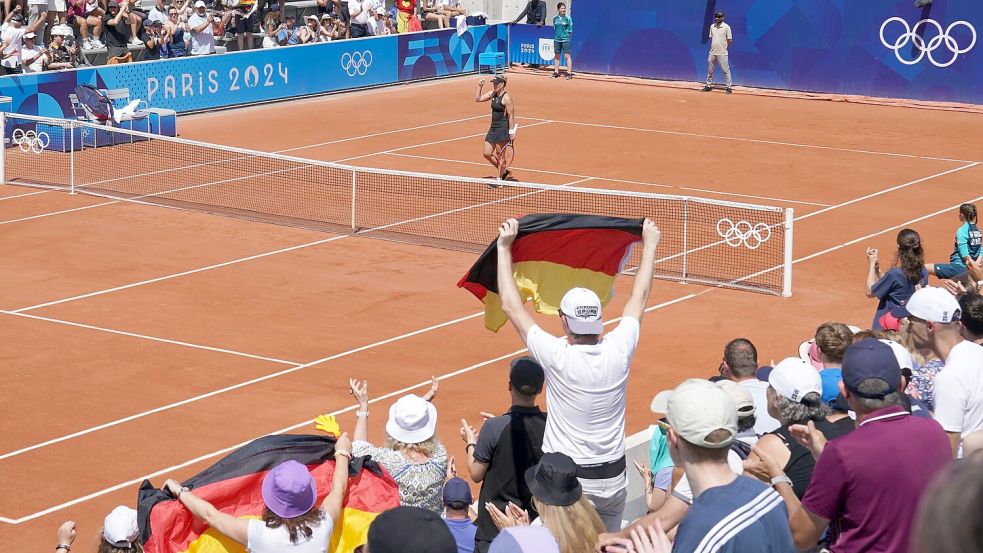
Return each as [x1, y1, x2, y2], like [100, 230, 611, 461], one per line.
[681, 199, 688, 283]
[350, 168, 357, 231]
[782, 207, 794, 297]
[0, 112, 6, 185]
[69, 121, 76, 194]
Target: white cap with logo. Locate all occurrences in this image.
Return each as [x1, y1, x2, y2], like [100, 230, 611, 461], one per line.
[767, 357, 822, 403]
[651, 379, 737, 449]
[895, 286, 961, 324]
[559, 287, 603, 335]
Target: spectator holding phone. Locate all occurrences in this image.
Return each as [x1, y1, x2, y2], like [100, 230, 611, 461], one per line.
[141, 18, 163, 59]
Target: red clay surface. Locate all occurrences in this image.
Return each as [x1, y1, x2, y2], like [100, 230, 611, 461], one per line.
[1, 73, 982, 551]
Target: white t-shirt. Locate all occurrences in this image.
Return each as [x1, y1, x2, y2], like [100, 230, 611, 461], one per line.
[1, 24, 26, 69]
[20, 43, 44, 72]
[187, 12, 215, 54]
[671, 449, 745, 505]
[148, 6, 168, 23]
[738, 379, 781, 435]
[708, 22, 732, 55]
[934, 340, 983, 449]
[367, 16, 386, 35]
[525, 317, 640, 494]
[246, 511, 333, 553]
[351, 0, 372, 24]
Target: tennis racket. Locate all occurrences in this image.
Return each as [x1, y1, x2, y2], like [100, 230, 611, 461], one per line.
[497, 138, 515, 178]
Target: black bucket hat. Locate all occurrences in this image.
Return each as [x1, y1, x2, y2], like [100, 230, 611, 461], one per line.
[524, 452, 582, 507]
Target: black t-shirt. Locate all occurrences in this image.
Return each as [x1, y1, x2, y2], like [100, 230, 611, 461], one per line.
[773, 418, 854, 498]
[102, 13, 131, 56]
[473, 405, 547, 549]
[141, 30, 161, 59]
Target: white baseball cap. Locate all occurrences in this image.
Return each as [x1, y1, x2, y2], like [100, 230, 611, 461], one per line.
[879, 339, 914, 370]
[765, 357, 822, 403]
[306, 14, 319, 21]
[894, 286, 961, 323]
[559, 288, 603, 335]
[194, 1, 206, 7]
[715, 379, 755, 419]
[656, 379, 737, 449]
[103, 506, 139, 548]
[386, 394, 437, 444]
[24, 31, 36, 38]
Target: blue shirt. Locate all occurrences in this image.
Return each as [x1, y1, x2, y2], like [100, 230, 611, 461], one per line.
[951, 221, 982, 264]
[870, 267, 928, 329]
[444, 517, 476, 553]
[277, 27, 301, 45]
[673, 476, 795, 553]
[553, 14, 572, 42]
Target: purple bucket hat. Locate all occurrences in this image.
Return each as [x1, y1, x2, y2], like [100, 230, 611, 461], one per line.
[261, 460, 317, 518]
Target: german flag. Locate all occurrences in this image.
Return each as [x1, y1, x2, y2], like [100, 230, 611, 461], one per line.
[457, 214, 643, 331]
[137, 435, 399, 553]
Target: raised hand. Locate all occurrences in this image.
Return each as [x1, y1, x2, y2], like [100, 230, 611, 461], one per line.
[349, 378, 368, 406]
[497, 218, 519, 248]
[422, 376, 438, 402]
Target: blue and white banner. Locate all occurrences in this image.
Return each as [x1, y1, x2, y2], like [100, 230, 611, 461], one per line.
[508, 24, 558, 65]
[0, 24, 507, 118]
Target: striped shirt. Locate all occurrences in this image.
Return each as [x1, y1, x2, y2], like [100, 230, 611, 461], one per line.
[672, 476, 795, 553]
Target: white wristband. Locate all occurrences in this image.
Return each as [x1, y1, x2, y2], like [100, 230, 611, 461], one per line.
[356, 411, 369, 417]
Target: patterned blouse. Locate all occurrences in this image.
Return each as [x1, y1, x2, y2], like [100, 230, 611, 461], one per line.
[907, 358, 944, 411]
[352, 440, 448, 513]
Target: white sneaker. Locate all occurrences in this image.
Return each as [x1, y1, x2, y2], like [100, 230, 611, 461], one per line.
[91, 38, 104, 47]
[82, 38, 93, 49]
[129, 37, 142, 45]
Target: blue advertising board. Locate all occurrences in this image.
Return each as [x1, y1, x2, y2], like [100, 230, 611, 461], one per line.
[508, 24, 557, 65]
[569, 0, 982, 104]
[0, 24, 507, 118]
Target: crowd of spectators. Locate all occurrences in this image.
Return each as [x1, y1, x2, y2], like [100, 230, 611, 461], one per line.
[49, 201, 983, 551]
[0, 0, 466, 72]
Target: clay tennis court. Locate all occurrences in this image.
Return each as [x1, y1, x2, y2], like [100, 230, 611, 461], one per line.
[1, 72, 981, 551]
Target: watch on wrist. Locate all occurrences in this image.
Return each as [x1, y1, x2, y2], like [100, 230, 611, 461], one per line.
[770, 475, 793, 489]
[56, 545, 71, 552]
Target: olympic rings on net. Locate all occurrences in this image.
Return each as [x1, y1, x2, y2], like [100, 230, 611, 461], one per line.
[717, 218, 772, 250]
[879, 17, 976, 68]
[12, 128, 51, 154]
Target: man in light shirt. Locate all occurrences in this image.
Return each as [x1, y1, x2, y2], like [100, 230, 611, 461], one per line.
[187, 0, 215, 54]
[703, 11, 733, 93]
[495, 217, 661, 531]
[348, 0, 371, 37]
[20, 31, 45, 72]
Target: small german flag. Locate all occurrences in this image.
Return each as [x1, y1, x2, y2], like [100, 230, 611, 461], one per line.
[137, 435, 399, 553]
[457, 214, 643, 331]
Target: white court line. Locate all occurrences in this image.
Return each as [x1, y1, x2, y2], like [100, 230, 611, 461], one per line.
[0, 291, 704, 524]
[333, 120, 555, 164]
[386, 152, 834, 208]
[0, 189, 50, 201]
[276, 114, 489, 154]
[6, 185, 980, 522]
[0, 199, 119, 225]
[546, 119, 981, 164]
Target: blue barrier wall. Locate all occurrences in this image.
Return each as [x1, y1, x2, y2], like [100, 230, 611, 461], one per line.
[0, 24, 506, 117]
[570, 0, 981, 104]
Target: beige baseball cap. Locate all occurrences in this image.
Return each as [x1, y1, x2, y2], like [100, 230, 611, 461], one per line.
[651, 379, 737, 449]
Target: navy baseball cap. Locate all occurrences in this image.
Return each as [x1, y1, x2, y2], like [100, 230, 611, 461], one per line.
[841, 338, 901, 399]
[442, 476, 472, 508]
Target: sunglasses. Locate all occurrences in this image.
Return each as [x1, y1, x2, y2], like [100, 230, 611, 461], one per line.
[655, 419, 672, 433]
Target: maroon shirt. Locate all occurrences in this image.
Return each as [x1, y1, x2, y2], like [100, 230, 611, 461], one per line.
[800, 406, 950, 553]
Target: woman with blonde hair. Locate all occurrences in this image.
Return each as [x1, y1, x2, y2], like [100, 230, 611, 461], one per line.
[487, 452, 605, 553]
[349, 378, 447, 513]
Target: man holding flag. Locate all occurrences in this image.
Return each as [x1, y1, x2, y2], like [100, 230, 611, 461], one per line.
[493, 217, 661, 531]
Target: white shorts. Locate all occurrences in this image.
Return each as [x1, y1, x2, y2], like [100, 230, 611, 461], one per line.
[47, 0, 67, 12]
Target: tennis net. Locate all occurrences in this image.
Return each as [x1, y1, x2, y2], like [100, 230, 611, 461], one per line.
[0, 113, 793, 296]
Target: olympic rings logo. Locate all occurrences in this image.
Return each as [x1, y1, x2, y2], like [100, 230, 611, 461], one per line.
[12, 128, 50, 154]
[341, 50, 373, 76]
[717, 218, 772, 250]
[879, 17, 976, 68]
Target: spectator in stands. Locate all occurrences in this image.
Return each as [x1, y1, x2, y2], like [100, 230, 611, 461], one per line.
[330, 18, 346, 39]
[54, 521, 77, 553]
[395, 0, 415, 33]
[879, 337, 934, 418]
[141, 18, 162, 59]
[927, 203, 982, 280]
[317, 13, 333, 40]
[230, 0, 255, 50]
[67, 0, 102, 49]
[347, 0, 370, 37]
[810, 322, 856, 423]
[162, 438, 352, 552]
[759, 338, 951, 552]
[102, 0, 132, 62]
[125, 0, 145, 45]
[147, 0, 166, 23]
[460, 356, 547, 552]
[715, 379, 759, 447]
[349, 378, 448, 513]
[442, 476, 477, 553]
[746, 358, 853, 499]
[1, 11, 30, 74]
[720, 337, 780, 434]
[363, 506, 458, 553]
[703, 11, 733, 93]
[495, 218, 661, 532]
[299, 14, 319, 42]
[187, 0, 215, 54]
[421, 0, 446, 28]
[19, 31, 44, 72]
[866, 228, 928, 330]
[912, 454, 983, 553]
[489, 526, 560, 553]
[551, 2, 572, 79]
[43, 0, 66, 46]
[162, 5, 189, 56]
[26, 0, 46, 47]
[961, 291, 983, 344]
[898, 286, 983, 456]
[655, 380, 797, 551]
[512, 0, 545, 26]
[487, 452, 605, 553]
[55, 507, 144, 553]
[260, 16, 277, 46]
[46, 25, 83, 68]
[438, 0, 466, 20]
[367, 8, 389, 35]
[275, 13, 301, 45]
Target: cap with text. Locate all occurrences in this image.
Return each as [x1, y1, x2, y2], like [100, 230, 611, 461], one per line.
[892, 286, 961, 323]
[559, 287, 603, 335]
[763, 357, 822, 403]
